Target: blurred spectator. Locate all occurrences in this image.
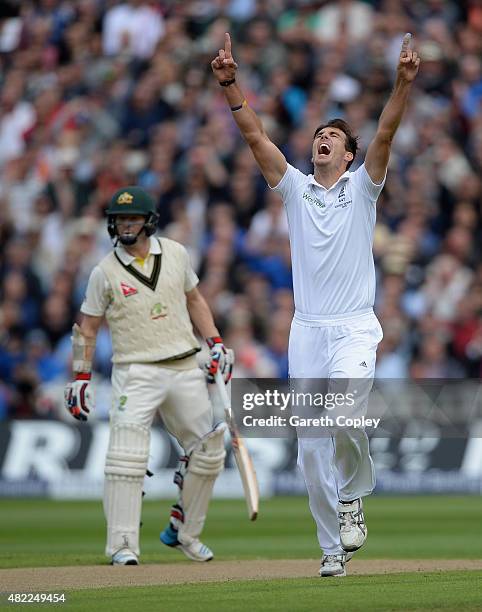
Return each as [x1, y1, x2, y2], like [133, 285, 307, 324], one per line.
[314, 0, 375, 45]
[24, 328, 64, 383]
[102, 0, 165, 59]
[245, 190, 289, 254]
[410, 332, 465, 378]
[0, 75, 36, 166]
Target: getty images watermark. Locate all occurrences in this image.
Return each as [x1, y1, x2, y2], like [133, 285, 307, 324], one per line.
[242, 388, 380, 430]
[227, 379, 482, 438]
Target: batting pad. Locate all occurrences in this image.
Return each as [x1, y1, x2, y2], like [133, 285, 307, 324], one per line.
[104, 423, 150, 556]
[179, 422, 226, 542]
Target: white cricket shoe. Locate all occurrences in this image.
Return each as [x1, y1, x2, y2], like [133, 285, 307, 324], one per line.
[319, 554, 347, 577]
[111, 548, 139, 565]
[160, 524, 213, 562]
[176, 536, 214, 562]
[338, 498, 367, 552]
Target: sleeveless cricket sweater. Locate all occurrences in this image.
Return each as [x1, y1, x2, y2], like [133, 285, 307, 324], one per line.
[98, 238, 200, 364]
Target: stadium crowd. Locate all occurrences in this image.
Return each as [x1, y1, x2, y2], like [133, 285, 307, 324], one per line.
[0, 0, 481, 419]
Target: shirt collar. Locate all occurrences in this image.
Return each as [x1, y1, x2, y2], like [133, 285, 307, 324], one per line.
[115, 236, 161, 265]
[308, 170, 351, 190]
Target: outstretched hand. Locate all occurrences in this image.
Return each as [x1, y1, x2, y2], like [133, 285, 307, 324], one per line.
[397, 33, 420, 83]
[211, 32, 238, 83]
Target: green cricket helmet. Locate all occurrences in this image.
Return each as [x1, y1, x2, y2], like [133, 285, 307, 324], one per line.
[107, 186, 159, 245]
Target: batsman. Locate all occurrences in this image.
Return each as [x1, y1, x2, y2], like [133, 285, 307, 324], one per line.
[64, 187, 233, 565]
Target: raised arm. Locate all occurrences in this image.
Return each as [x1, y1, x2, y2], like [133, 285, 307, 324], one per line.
[365, 33, 420, 184]
[211, 33, 287, 188]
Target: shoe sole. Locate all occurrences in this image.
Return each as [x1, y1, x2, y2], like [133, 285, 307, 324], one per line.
[111, 559, 139, 566]
[341, 543, 364, 552]
[319, 569, 346, 577]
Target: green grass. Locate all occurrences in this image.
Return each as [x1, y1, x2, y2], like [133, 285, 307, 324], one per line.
[1, 497, 481, 611]
[3, 572, 481, 611]
[0, 496, 481, 568]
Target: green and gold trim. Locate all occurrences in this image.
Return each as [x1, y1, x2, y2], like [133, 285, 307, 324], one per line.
[114, 251, 162, 291]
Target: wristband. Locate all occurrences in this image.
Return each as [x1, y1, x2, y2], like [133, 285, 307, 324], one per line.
[231, 100, 247, 112]
[219, 78, 235, 87]
[75, 372, 91, 381]
[207, 336, 223, 348]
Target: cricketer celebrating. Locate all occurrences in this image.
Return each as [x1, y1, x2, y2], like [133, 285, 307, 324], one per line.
[64, 186, 233, 565]
[212, 33, 420, 577]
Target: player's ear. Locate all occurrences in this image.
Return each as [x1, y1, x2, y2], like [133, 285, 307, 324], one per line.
[344, 151, 354, 163]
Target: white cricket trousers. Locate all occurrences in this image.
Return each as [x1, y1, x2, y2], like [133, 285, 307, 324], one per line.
[289, 308, 383, 555]
[110, 362, 213, 453]
[104, 362, 213, 556]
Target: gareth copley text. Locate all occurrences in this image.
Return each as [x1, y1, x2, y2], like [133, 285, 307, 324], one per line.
[243, 415, 381, 429]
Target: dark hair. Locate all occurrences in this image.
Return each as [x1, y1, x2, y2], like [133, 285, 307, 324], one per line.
[313, 119, 359, 170]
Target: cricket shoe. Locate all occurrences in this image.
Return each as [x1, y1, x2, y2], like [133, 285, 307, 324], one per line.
[160, 524, 213, 562]
[111, 548, 139, 565]
[319, 553, 347, 577]
[338, 498, 367, 552]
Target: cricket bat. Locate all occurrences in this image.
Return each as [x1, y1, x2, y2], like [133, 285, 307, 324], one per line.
[214, 370, 259, 520]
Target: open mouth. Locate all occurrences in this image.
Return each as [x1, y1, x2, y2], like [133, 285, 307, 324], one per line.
[319, 143, 331, 156]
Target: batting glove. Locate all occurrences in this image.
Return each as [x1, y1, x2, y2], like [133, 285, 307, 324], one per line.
[64, 373, 94, 421]
[205, 337, 234, 384]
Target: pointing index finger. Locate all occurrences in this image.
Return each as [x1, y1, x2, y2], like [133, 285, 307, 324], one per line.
[401, 32, 412, 53]
[225, 32, 232, 58]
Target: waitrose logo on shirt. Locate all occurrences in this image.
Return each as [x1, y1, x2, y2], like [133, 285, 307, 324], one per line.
[303, 192, 325, 208]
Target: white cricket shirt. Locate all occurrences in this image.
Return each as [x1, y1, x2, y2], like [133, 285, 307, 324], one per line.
[272, 163, 385, 317]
